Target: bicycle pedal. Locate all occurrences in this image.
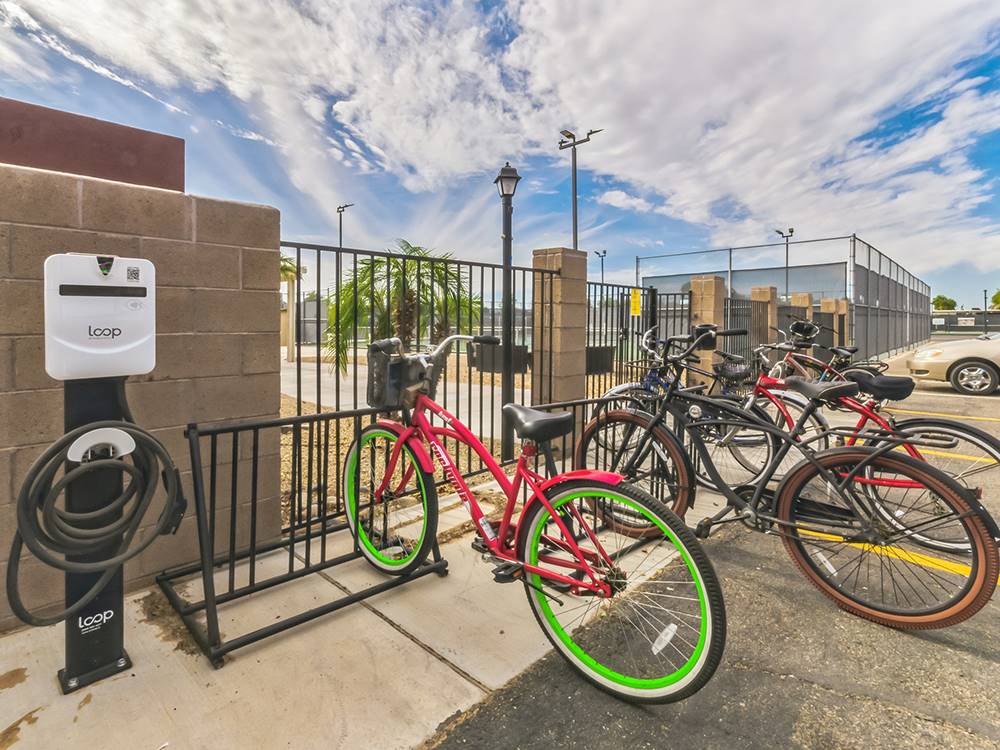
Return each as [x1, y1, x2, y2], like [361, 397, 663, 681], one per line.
[470, 537, 490, 555]
[694, 517, 713, 539]
[491, 562, 523, 583]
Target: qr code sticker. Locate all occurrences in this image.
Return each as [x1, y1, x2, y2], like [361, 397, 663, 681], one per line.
[127, 266, 140, 281]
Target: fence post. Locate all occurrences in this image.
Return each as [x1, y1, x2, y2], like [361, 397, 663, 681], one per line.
[751, 286, 778, 334]
[645, 286, 659, 332]
[532, 247, 587, 408]
[689, 275, 726, 385]
[791, 292, 813, 319]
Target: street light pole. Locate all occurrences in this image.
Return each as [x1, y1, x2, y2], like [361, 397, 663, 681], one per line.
[985, 289, 989, 335]
[559, 128, 603, 250]
[594, 250, 607, 283]
[337, 203, 354, 250]
[495, 163, 521, 462]
[775, 227, 794, 302]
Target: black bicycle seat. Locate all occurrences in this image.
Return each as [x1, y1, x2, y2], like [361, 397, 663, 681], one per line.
[829, 346, 858, 357]
[844, 371, 915, 401]
[784, 376, 859, 403]
[503, 403, 574, 443]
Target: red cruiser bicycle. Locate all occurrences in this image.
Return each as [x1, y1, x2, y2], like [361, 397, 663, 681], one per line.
[343, 334, 725, 702]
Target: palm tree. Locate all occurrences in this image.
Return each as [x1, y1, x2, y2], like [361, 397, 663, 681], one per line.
[324, 240, 481, 373]
[280, 255, 305, 362]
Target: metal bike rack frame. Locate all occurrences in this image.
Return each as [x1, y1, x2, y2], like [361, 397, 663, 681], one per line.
[157, 407, 448, 666]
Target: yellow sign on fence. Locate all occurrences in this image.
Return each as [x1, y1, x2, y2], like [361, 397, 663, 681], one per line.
[630, 288, 642, 316]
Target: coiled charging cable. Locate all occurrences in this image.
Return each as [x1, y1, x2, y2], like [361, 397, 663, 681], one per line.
[7, 406, 186, 626]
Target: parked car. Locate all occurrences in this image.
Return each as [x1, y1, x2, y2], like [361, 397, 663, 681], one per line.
[907, 333, 1000, 395]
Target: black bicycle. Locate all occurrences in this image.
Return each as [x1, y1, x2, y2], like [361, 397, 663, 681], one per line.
[575, 325, 999, 629]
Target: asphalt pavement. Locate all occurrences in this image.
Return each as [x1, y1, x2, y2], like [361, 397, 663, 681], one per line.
[425, 386, 1000, 750]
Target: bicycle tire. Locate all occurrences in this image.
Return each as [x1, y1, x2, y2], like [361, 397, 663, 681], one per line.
[343, 423, 438, 576]
[862, 418, 1000, 550]
[575, 408, 694, 519]
[775, 448, 998, 629]
[516, 479, 726, 703]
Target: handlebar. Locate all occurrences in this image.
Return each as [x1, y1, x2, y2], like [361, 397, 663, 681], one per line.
[370, 333, 501, 360]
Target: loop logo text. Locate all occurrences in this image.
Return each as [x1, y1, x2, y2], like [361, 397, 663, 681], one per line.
[88, 325, 122, 339]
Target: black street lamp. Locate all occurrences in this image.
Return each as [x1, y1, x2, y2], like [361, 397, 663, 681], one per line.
[559, 128, 602, 250]
[495, 162, 520, 461]
[775, 227, 794, 302]
[594, 249, 607, 284]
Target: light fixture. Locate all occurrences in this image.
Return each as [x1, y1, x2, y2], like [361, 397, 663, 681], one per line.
[494, 162, 521, 198]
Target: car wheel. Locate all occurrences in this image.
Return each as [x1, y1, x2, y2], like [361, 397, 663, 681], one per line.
[949, 361, 999, 395]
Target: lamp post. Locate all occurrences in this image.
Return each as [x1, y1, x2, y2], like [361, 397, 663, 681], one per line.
[495, 162, 521, 461]
[559, 128, 603, 250]
[594, 250, 607, 283]
[775, 227, 794, 302]
[337, 203, 354, 249]
[985, 289, 989, 335]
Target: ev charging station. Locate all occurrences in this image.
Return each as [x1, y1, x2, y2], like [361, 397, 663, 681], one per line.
[7, 253, 184, 694]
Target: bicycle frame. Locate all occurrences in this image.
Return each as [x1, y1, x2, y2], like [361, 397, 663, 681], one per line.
[616, 370, 920, 534]
[750, 373, 925, 461]
[371, 392, 622, 597]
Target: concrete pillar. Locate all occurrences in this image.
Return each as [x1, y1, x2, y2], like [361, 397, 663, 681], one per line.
[751, 286, 779, 333]
[531, 247, 587, 406]
[689, 275, 726, 384]
[791, 292, 813, 318]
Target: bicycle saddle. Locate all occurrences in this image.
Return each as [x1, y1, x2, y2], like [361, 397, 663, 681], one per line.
[844, 370, 915, 401]
[828, 346, 858, 357]
[502, 403, 574, 443]
[784, 376, 859, 403]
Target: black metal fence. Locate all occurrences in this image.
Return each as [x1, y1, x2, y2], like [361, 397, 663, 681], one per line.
[585, 282, 690, 396]
[930, 310, 1000, 335]
[281, 241, 556, 493]
[723, 298, 769, 361]
[850, 236, 930, 358]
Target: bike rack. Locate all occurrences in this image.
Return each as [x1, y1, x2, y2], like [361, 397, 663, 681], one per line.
[157, 408, 448, 666]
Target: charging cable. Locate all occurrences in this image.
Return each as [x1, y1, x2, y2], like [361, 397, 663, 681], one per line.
[6, 389, 186, 626]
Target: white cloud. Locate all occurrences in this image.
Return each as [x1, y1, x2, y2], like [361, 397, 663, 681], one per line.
[504, 0, 1000, 273]
[597, 189, 654, 213]
[3, 0, 1000, 275]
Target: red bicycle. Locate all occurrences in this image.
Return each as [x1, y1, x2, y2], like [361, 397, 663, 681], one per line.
[343, 334, 725, 702]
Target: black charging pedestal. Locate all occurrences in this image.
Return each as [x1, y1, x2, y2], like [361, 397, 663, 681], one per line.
[57, 377, 131, 694]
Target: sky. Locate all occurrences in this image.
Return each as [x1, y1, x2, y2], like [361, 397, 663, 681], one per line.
[1, 0, 999, 306]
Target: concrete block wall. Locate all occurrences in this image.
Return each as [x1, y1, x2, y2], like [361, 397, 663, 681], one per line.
[0, 163, 282, 630]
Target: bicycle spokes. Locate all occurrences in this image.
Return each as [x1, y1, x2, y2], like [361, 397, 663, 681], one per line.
[527, 491, 710, 689]
[787, 460, 984, 616]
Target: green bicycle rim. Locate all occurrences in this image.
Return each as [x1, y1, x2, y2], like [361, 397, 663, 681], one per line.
[529, 490, 708, 689]
[345, 429, 429, 567]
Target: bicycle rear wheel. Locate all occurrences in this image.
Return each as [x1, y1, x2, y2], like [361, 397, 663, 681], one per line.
[776, 448, 998, 629]
[517, 480, 725, 703]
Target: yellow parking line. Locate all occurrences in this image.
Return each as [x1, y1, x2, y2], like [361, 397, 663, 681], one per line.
[798, 528, 973, 577]
[884, 407, 1000, 423]
[891, 446, 996, 464]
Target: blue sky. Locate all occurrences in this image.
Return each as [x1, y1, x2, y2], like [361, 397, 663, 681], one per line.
[1, 1, 999, 305]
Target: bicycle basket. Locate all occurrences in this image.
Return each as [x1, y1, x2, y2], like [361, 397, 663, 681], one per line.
[713, 360, 753, 386]
[366, 344, 427, 411]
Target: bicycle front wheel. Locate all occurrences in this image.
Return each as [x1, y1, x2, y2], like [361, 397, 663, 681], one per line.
[776, 448, 998, 629]
[343, 423, 438, 575]
[517, 480, 726, 703]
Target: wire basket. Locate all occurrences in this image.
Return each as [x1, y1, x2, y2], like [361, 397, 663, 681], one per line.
[713, 360, 754, 389]
[366, 344, 427, 411]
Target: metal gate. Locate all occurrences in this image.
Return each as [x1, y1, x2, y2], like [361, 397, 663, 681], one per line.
[586, 283, 690, 395]
[723, 298, 769, 361]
